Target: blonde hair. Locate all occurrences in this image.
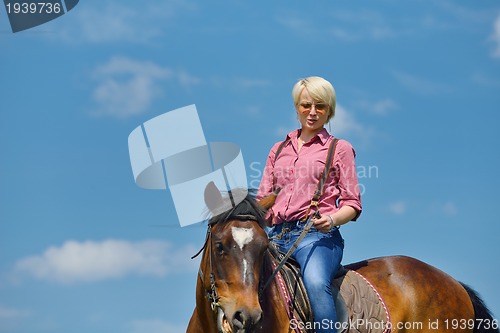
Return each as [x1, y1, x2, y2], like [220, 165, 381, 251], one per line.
[292, 76, 336, 122]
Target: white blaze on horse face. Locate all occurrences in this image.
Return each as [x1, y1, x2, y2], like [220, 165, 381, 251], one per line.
[231, 227, 254, 251]
[242, 259, 248, 284]
[231, 227, 254, 284]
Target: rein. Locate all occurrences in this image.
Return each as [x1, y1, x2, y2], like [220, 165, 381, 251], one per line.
[258, 213, 317, 297]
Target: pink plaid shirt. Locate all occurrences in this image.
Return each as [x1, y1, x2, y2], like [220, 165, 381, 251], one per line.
[257, 128, 362, 225]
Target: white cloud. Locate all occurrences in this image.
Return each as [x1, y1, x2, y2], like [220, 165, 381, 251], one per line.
[56, 0, 196, 44]
[355, 98, 398, 116]
[393, 71, 453, 95]
[330, 9, 402, 41]
[90, 57, 270, 117]
[177, 70, 203, 90]
[328, 27, 359, 42]
[332, 105, 375, 143]
[278, 9, 407, 42]
[73, 5, 155, 44]
[128, 319, 186, 333]
[471, 71, 500, 88]
[428, 200, 458, 217]
[14, 239, 198, 284]
[0, 305, 30, 319]
[388, 201, 407, 215]
[245, 106, 262, 117]
[371, 99, 398, 116]
[437, 0, 490, 24]
[332, 105, 364, 136]
[90, 57, 172, 118]
[442, 201, 458, 216]
[491, 14, 500, 58]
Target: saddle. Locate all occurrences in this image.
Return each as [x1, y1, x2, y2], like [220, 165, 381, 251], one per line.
[267, 244, 391, 333]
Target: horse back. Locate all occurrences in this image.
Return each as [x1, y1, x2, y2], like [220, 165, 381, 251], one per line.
[346, 255, 475, 333]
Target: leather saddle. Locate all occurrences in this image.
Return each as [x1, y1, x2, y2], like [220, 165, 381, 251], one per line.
[266, 244, 391, 333]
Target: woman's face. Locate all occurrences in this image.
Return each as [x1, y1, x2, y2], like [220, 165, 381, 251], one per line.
[296, 88, 329, 133]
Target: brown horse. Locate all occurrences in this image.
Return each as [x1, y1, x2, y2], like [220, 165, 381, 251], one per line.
[186, 192, 498, 333]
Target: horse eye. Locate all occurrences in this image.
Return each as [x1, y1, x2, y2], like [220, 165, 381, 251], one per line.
[215, 242, 224, 255]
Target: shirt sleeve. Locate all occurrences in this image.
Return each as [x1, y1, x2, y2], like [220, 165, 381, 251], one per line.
[335, 140, 362, 221]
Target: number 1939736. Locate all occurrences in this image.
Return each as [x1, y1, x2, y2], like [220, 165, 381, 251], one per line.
[442, 319, 498, 330]
[5, 2, 62, 14]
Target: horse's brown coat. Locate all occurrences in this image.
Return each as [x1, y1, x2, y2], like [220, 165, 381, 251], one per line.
[187, 193, 477, 333]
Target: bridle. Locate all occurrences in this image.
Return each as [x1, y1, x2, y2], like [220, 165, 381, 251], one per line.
[192, 213, 260, 312]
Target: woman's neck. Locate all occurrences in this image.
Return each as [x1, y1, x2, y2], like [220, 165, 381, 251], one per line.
[299, 127, 324, 143]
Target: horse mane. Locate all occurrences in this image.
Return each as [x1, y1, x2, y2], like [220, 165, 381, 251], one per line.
[208, 189, 267, 228]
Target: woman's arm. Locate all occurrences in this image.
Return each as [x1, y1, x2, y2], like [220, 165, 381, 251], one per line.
[312, 206, 357, 233]
[313, 140, 362, 233]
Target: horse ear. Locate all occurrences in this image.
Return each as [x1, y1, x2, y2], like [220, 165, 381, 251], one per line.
[257, 188, 281, 210]
[204, 181, 224, 213]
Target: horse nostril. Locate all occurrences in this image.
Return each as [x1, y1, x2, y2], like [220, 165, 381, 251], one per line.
[232, 309, 263, 330]
[232, 310, 247, 329]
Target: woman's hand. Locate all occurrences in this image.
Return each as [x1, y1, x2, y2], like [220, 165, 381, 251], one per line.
[312, 215, 334, 233]
[311, 206, 358, 233]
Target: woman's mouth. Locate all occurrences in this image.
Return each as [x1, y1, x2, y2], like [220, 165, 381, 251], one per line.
[306, 118, 318, 126]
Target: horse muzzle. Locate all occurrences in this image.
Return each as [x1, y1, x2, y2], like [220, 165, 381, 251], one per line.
[217, 306, 263, 333]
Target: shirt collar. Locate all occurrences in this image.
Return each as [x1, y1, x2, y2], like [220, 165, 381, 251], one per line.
[315, 128, 331, 145]
[287, 128, 331, 145]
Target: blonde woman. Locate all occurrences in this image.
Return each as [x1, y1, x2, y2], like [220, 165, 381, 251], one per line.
[257, 76, 362, 332]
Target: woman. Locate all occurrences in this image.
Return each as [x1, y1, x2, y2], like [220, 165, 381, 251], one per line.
[257, 76, 362, 333]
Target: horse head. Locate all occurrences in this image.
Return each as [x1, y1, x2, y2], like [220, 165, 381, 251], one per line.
[199, 183, 277, 333]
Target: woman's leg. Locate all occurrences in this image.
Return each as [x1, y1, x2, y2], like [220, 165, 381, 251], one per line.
[292, 228, 344, 333]
[268, 224, 344, 333]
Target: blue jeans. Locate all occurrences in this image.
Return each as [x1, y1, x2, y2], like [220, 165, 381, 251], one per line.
[268, 221, 344, 333]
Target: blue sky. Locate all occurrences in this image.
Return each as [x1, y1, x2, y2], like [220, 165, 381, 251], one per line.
[1, 1, 499, 332]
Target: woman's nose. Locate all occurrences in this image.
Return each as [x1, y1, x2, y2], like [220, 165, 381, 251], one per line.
[308, 106, 318, 115]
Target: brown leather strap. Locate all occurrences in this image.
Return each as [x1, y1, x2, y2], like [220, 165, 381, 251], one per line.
[274, 138, 290, 162]
[272, 139, 289, 192]
[303, 138, 339, 220]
